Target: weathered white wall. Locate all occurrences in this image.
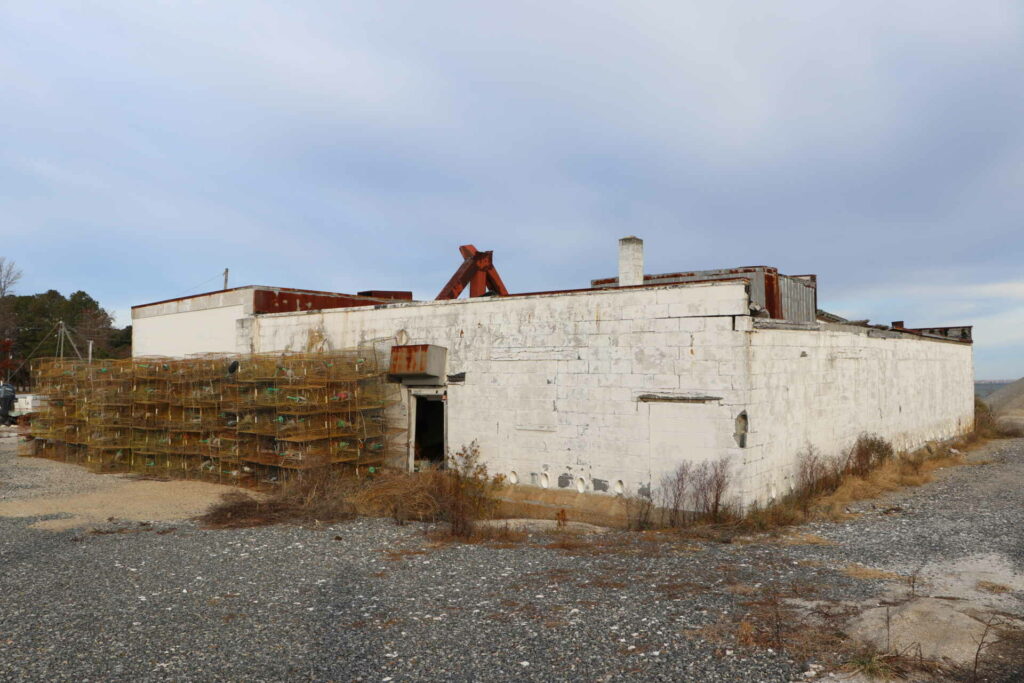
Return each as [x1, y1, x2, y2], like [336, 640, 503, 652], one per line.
[738, 322, 974, 504]
[132, 279, 975, 509]
[243, 283, 753, 499]
[133, 289, 253, 357]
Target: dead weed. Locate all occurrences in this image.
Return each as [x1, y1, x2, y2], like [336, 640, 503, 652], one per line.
[842, 564, 903, 581]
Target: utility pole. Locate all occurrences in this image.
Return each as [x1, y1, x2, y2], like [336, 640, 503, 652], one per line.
[223, 268, 229, 290]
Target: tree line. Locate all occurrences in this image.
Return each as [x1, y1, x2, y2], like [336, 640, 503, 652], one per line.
[0, 257, 131, 385]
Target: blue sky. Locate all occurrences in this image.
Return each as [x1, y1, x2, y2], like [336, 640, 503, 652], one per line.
[0, 1, 1021, 378]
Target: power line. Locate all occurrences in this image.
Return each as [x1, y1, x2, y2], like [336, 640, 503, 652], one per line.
[174, 272, 229, 298]
[7, 320, 61, 380]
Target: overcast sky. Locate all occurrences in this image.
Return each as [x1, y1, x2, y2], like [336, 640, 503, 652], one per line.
[1, 2, 1021, 378]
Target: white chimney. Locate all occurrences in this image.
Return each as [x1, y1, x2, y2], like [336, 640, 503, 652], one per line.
[618, 236, 644, 287]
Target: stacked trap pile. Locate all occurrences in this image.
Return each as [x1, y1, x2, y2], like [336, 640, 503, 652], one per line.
[23, 349, 403, 484]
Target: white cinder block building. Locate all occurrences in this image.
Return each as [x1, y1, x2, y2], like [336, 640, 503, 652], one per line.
[132, 239, 974, 506]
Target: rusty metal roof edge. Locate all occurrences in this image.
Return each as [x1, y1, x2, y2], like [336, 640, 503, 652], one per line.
[251, 278, 754, 318]
[132, 285, 390, 310]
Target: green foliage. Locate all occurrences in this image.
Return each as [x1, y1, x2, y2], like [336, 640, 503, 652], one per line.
[0, 288, 131, 383]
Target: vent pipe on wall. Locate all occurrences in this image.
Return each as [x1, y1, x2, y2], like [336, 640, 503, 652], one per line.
[618, 236, 644, 287]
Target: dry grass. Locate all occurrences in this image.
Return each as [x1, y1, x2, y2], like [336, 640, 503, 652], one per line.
[541, 534, 592, 552]
[735, 619, 756, 646]
[688, 589, 854, 666]
[200, 442, 505, 539]
[688, 583, 957, 680]
[842, 564, 903, 581]
[426, 522, 528, 546]
[843, 649, 910, 680]
[976, 580, 1012, 595]
[198, 464, 359, 529]
[973, 396, 1024, 440]
[353, 442, 504, 538]
[736, 432, 984, 531]
[351, 470, 444, 523]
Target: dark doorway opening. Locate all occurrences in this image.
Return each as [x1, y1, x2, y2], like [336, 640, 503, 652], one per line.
[414, 396, 445, 467]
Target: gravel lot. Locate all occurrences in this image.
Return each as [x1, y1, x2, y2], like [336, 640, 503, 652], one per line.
[1, 432, 1022, 682]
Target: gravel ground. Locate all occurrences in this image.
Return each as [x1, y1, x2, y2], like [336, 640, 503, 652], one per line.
[1, 432, 1022, 682]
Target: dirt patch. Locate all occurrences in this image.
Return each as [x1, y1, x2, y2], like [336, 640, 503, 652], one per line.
[905, 553, 1024, 610]
[0, 478, 232, 530]
[846, 597, 1022, 665]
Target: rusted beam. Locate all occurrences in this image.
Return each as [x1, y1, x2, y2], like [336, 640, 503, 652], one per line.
[436, 244, 509, 300]
[763, 269, 783, 319]
[435, 254, 477, 300]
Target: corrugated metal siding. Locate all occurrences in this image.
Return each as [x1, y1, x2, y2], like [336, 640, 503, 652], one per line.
[592, 266, 817, 323]
[780, 275, 816, 323]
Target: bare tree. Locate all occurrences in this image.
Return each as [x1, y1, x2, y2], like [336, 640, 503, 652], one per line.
[0, 258, 22, 297]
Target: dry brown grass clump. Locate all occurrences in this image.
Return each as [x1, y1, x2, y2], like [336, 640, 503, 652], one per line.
[977, 580, 1012, 595]
[649, 428, 993, 537]
[350, 470, 443, 524]
[199, 442, 505, 538]
[354, 442, 504, 538]
[744, 433, 977, 528]
[199, 463, 359, 529]
[842, 564, 902, 581]
[424, 522, 528, 547]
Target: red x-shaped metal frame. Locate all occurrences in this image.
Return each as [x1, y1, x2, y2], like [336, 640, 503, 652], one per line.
[435, 245, 510, 300]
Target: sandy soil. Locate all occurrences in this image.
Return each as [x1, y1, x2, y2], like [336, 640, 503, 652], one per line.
[0, 429, 231, 530]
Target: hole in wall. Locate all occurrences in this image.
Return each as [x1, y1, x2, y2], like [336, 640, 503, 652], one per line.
[734, 411, 749, 448]
[614, 480, 624, 494]
[509, 471, 519, 485]
[575, 477, 586, 493]
[540, 473, 550, 489]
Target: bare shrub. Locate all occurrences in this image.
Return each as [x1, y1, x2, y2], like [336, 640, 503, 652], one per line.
[845, 433, 894, 477]
[624, 492, 655, 531]
[438, 441, 504, 537]
[658, 461, 693, 527]
[692, 457, 732, 522]
[795, 446, 843, 501]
